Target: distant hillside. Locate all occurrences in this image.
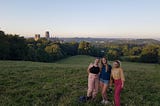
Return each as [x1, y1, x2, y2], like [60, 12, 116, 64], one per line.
[156, 38, 160, 41]
[60, 37, 160, 45]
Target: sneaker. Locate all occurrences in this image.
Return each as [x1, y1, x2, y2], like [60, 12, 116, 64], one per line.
[101, 99, 105, 104]
[104, 100, 110, 105]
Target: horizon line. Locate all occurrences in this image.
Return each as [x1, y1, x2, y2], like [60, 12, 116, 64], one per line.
[24, 36, 160, 40]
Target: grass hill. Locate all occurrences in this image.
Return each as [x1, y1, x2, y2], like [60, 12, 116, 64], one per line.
[0, 55, 160, 106]
[57, 55, 94, 65]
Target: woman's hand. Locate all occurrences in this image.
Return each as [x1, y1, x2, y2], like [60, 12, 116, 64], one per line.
[121, 81, 124, 88]
[109, 81, 112, 88]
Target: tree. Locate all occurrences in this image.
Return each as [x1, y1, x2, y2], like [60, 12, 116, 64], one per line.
[60, 42, 78, 56]
[107, 49, 120, 60]
[0, 31, 10, 59]
[129, 47, 142, 56]
[45, 44, 63, 60]
[7, 35, 28, 60]
[140, 45, 159, 63]
[0, 31, 28, 60]
[89, 46, 105, 57]
[27, 44, 37, 61]
[153, 45, 160, 64]
[122, 45, 129, 56]
[78, 41, 91, 55]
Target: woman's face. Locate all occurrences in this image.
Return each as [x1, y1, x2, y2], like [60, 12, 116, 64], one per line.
[102, 58, 107, 64]
[113, 62, 119, 68]
[94, 59, 99, 64]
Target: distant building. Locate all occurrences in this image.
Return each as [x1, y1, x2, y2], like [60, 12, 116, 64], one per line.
[45, 31, 50, 39]
[34, 34, 40, 41]
[33, 31, 63, 43]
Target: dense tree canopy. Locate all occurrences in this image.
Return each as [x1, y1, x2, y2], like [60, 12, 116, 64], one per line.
[0, 30, 160, 63]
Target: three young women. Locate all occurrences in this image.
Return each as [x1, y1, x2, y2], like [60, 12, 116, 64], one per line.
[86, 58, 125, 106]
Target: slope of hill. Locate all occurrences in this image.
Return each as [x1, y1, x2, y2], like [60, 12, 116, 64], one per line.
[57, 55, 94, 65]
[0, 55, 160, 106]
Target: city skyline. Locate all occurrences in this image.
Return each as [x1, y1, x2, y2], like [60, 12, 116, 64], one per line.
[1, 0, 160, 38]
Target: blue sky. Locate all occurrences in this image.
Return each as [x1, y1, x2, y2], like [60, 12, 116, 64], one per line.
[0, 0, 160, 38]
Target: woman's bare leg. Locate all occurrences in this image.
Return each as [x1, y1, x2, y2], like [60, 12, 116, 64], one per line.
[102, 84, 108, 101]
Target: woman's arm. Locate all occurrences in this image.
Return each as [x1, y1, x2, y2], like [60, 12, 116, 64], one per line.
[87, 63, 93, 74]
[120, 68, 125, 88]
[121, 80, 124, 88]
[109, 70, 113, 87]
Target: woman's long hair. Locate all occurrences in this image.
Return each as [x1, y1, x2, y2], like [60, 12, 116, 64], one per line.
[100, 57, 108, 72]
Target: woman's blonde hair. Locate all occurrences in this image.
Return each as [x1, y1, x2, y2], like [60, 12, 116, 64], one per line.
[114, 60, 121, 68]
[100, 57, 108, 72]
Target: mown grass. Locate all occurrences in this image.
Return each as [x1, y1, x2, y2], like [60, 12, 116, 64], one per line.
[0, 55, 160, 106]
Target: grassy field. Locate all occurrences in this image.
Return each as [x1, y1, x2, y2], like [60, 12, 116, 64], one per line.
[0, 55, 160, 106]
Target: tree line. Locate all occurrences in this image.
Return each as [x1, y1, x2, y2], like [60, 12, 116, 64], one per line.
[0, 30, 160, 63]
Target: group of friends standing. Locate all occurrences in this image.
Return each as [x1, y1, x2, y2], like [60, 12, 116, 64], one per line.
[87, 57, 125, 106]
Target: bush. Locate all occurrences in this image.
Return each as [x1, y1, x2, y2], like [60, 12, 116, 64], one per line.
[139, 45, 159, 63]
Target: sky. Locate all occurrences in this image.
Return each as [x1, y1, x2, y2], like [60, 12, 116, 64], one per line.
[0, 0, 160, 38]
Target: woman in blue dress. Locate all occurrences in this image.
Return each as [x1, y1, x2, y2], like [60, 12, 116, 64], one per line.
[99, 57, 112, 104]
